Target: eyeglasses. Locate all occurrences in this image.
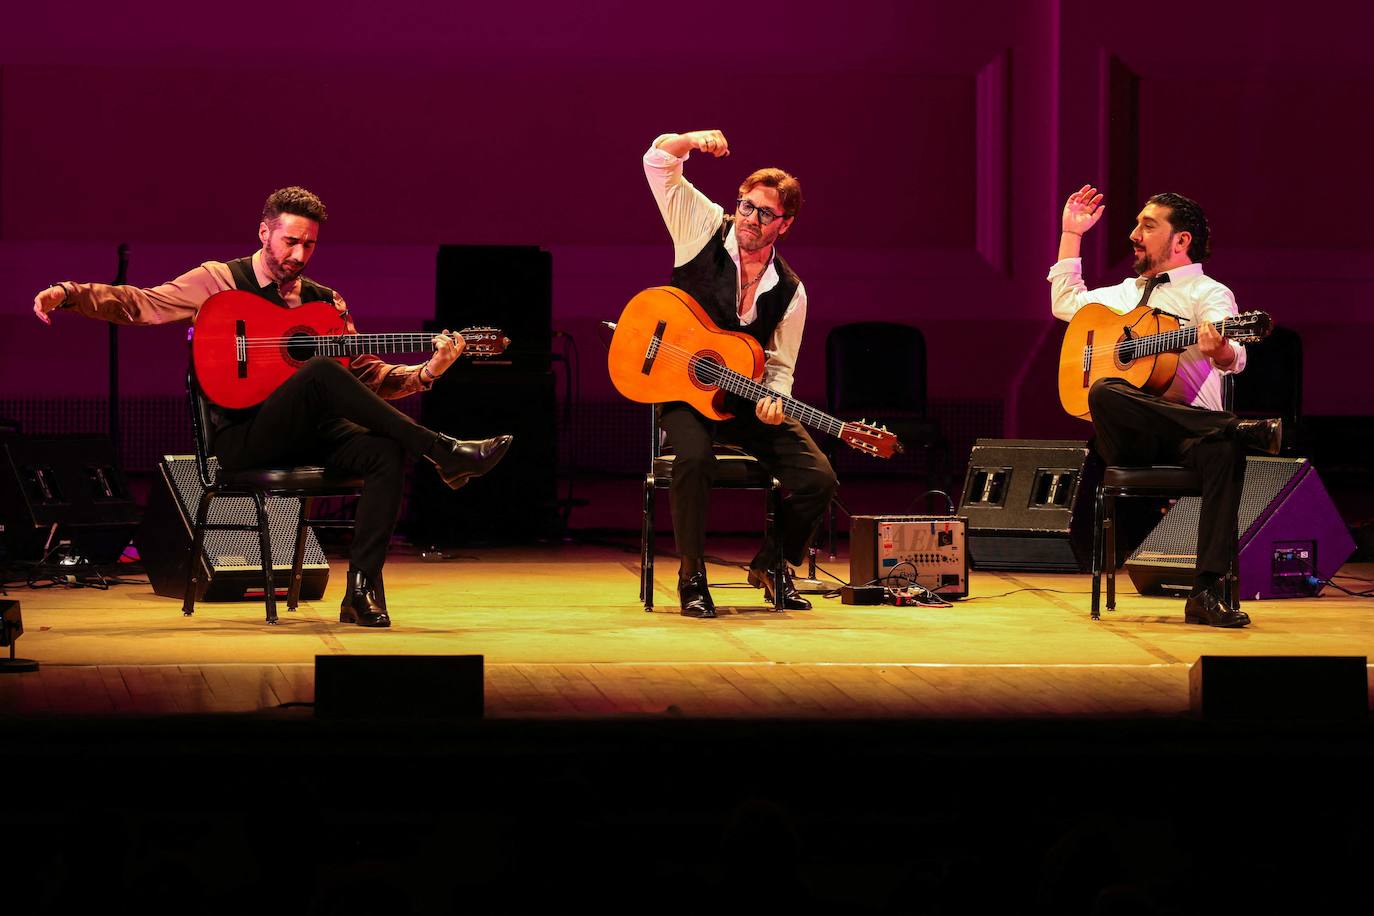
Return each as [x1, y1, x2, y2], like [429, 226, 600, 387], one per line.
[736, 198, 785, 226]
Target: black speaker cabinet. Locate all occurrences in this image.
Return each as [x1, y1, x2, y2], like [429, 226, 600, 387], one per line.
[957, 439, 1103, 572]
[436, 245, 552, 371]
[1125, 457, 1355, 600]
[137, 455, 331, 601]
[0, 434, 138, 564]
[411, 368, 559, 544]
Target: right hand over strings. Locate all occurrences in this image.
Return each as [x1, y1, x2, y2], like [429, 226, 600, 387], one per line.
[32, 285, 66, 324]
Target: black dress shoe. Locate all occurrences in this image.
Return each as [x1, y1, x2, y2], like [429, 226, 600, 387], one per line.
[678, 572, 717, 619]
[426, 434, 513, 489]
[339, 569, 391, 628]
[1234, 418, 1282, 455]
[1183, 589, 1251, 628]
[748, 566, 812, 611]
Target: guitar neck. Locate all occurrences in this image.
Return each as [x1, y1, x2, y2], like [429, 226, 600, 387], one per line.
[313, 333, 438, 357]
[1134, 318, 1232, 356]
[715, 366, 847, 438]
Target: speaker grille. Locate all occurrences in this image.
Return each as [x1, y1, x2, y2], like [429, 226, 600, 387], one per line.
[1129, 457, 1307, 566]
[162, 456, 328, 571]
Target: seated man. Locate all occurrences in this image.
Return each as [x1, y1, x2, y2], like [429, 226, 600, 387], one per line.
[32, 186, 511, 628]
[1049, 185, 1280, 628]
[644, 129, 837, 618]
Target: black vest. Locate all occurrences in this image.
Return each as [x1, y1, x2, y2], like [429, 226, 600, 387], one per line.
[670, 218, 800, 352]
[204, 258, 339, 437]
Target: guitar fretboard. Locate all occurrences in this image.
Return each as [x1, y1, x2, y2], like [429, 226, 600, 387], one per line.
[1083, 318, 1236, 368]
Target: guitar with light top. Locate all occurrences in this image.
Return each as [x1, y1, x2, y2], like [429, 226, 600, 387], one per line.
[604, 286, 903, 458]
[191, 289, 509, 408]
[1058, 302, 1272, 419]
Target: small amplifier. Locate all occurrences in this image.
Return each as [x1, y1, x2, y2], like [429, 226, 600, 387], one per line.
[850, 515, 970, 599]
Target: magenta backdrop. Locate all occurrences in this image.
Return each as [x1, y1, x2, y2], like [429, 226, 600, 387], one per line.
[3, 1, 1371, 440]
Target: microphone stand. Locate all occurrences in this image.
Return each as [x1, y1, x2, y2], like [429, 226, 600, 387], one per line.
[109, 243, 129, 461]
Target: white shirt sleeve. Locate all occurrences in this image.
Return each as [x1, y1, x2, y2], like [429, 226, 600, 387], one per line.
[1046, 257, 1100, 322]
[761, 283, 806, 398]
[643, 140, 726, 268]
[1195, 286, 1247, 375]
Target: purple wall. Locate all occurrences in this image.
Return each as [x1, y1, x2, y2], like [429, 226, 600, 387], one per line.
[3, 1, 1371, 440]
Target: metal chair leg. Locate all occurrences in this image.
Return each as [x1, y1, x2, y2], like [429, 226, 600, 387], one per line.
[1104, 491, 1117, 611]
[183, 489, 214, 617]
[1090, 485, 1105, 620]
[769, 480, 783, 611]
[642, 477, 655, 612]
[287, 497, 310, 612]
[252, 492, 278, 625]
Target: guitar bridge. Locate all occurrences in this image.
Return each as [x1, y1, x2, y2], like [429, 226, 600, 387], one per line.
[642, 320, 666, 376]
[235, 319, 247, 378]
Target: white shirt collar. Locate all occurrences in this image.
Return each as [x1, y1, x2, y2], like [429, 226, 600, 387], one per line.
[1134, 261, 1204, 287]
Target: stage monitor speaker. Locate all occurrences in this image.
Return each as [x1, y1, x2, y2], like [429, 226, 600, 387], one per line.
[0, 434, 138, 564]
[411, 368, 558, 544]
[1190, 655, 1367, 721]
[315, 654, 484, 719]
[436, 245, 552, 371]
[137, 455, 331, 602]
[958, 439, 1103, 572]
[849, 515, 970, 598]
[1125, 457, 1355, 600]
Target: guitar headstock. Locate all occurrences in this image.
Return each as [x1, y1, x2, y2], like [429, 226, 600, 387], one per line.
[460, 327, 511, 358]
[1226, 311, 1273, 344]
[841, 420, 904, 459]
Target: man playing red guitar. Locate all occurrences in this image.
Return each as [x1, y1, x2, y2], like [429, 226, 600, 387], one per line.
[31, 186, 512, 628]
[1050, 186, 1280, 628]
[644, 130, 838, 618]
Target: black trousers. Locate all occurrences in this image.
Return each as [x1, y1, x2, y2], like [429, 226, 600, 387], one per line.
[211, 358, 436, 582]
[1087, 378, 1245, 578]
[660, 401, 838, 571]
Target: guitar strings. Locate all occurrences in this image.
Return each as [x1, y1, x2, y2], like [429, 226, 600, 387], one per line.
[635, 334, 851, 436]
[1085, 316, 1251, 362]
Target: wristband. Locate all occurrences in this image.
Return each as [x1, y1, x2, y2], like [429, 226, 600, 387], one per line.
[1062, 230, 1082, 237]
[420, 364, 437, 383]
[53, 282, 73, 307]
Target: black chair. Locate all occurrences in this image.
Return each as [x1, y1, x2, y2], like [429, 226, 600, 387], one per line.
[640, 406, 784, 613]
[182, 370, 364, 624]
[823, 322, 949, 548]
[1090, 376, 1240, 621]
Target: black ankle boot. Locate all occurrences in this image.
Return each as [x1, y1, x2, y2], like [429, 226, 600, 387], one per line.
[426, 434, 514, 489]
[340, 569, 391, 628]
[748, 565, 812, 610]
[678, 558, 716, 619]
[1233, 418, 1282, 455]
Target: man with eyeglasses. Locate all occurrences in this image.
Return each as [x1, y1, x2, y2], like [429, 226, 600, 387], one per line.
[644, 129, 837, 619]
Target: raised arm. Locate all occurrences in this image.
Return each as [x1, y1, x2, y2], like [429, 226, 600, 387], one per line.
[643, 130, 731, 267]
[1058, 184, 1105, 260]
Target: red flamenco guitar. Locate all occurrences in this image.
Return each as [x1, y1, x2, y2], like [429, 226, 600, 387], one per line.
[1057, 303, 1272, 419]
[191, 289, 509, 409]
[604, 286, 902, 458]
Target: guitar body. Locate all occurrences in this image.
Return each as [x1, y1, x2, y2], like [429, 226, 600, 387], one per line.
[1058, 303, 1181, 420]
[193, 290, 351, 409]
[606, 286, 765, 420]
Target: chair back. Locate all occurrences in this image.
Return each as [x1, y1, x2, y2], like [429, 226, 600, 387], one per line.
[825, 321, 927, 416]
[186, 368, 218, 488]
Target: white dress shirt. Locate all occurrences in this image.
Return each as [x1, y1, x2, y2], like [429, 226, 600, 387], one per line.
[1047, 259, 1246, 412]
[644, 140, 807, 398]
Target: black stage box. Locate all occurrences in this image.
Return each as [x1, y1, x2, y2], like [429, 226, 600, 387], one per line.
[0, 434, 138, 564]
[1190, 655, 1367, 721]
[137, 455, 330, 601]
[411, 367, 558, 544]
[1126, 457, 1355, 600]
[436, 245, 552, 371]
[957, 439, 1103, 572]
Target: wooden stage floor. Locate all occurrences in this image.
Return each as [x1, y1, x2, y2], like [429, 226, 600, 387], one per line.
[4, 542, 1372, 720]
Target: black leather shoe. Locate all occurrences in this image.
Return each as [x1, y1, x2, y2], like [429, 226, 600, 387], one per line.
[427, 434, 513, 489]
[1235, 418, 1282, 455]
[1183, 589, 1251, 628]
[339, 569, 391, 628]
[748, 566, 812, 611]
[678, 572, 717, 619]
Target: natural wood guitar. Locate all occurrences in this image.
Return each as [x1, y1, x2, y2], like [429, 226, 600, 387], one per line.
[1058, 302, 1272, 419]
[191, 289, 509, 408]
[604, 286, 902, 458]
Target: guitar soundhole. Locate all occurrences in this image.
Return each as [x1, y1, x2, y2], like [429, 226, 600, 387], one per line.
[688, 351, 724, 392]
[1115, 335, 1137, 369]
[283, 327, 318, 366]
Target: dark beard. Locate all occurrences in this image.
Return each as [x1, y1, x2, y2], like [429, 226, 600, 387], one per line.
[263, 248, 302, 282]
[1133, 250, 1154, 275]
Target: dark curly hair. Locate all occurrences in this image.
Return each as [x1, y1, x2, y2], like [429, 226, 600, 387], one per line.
[262, 186, 328, 225]
[1147, 192, 1209, 262]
